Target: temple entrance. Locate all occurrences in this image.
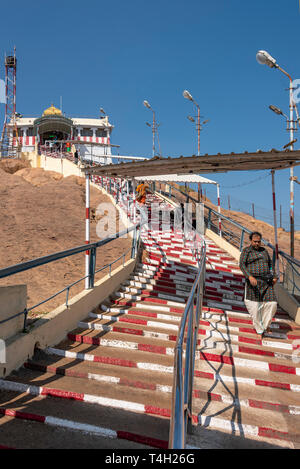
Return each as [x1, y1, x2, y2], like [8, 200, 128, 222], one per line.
[34, 105, 73, 154]
[40, 131, 69, 145]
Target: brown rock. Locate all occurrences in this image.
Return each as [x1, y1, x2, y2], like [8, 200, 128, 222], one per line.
[0, 164, 131, 316]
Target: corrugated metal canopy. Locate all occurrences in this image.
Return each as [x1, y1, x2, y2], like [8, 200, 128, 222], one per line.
[82, 149, 300, 178]
[135, 174, 217, 184]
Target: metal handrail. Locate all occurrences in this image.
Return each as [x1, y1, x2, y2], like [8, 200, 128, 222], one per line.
[116, 182, 207, 448]
[167, 185, 300, 297]
[169, 185, 300, 261]
[0, 223, 141, 331]
[0, 224, 139, 280]
[169, 236, 206, 449]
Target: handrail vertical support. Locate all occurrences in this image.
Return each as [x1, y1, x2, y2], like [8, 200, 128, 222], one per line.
[22, 308, 28, 332]
[133, 178, 136, 223]
[85, 173, 90, 289]
[271, 170, 280, 278]
[217, 183, 222, 236]
[131, 225, 137, 258]
[208, 208, 212, 230]
[240, 229, 245, 251]
[89, 247, 97, 288]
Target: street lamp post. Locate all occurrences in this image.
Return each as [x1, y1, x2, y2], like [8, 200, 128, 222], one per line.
[256, 50, 298, 257]
[269, 105, 298, 149]
[143, 100, 161, 157]
[183, 90, 206, 156]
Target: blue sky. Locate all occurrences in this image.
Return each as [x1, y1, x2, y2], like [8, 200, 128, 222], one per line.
[0, 0, 299, 231]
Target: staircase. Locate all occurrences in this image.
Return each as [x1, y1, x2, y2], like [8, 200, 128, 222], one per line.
[0, 190, 299, 449]
[190, 239, 300, 449]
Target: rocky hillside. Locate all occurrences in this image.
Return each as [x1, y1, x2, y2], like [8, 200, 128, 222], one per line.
[0, 159, 131, 317]
[170, 183, 300, 260]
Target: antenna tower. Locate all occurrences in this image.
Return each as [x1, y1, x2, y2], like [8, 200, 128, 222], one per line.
[0, 47, 20, 158]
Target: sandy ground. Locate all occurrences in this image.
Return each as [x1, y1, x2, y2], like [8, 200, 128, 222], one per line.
[0, 159, 132, 318]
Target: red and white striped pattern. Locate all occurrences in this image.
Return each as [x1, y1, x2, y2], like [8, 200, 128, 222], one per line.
[1, 175, 300, 449]
[0, 406, 168, 449]
[13, 136, 36, 147]
[76, 136, 110, 144]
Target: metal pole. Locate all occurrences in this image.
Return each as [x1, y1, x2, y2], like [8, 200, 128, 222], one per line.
[280, 204, 282, 229]
[85, 173, 90, 289]
[156, 118, 162, 157]
[197, 105, 200, 156]
[152, 111, 155, 157]
[277, 66, 295, 257]
[289, 81, 295, 257]
[252, 203, 255, 218]
[127, 179, 129, 215]
[240, 229, 245, 251]
[271, 170, 280, 278]
[184, 302, 194, 433]
[116, 178, 119, 204]
[228, 195, 231, 210]
[133, 178, 136, 223]
[217, 184, 222, 236]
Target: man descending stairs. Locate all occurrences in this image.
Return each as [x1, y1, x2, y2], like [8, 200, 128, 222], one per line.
[189, 238, 300, 449]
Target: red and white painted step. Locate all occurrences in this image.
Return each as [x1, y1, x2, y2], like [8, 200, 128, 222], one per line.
[1, 188, 300, 449]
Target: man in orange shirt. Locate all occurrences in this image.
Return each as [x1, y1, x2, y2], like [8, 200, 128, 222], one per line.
[136, 181, 149, 205]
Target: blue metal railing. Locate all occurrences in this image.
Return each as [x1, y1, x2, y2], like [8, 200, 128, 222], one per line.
[164, 184, 300, 297]
[0, 223, 141, 331]
[168, 232, 206, 449]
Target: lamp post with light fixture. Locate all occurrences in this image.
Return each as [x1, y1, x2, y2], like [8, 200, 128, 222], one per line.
[183, 90, 206, 156]
[143, 100, 161, 157]
[186, 115, 209, 156]
[256, 50, 299, 257]
[269, 105, 298, 149]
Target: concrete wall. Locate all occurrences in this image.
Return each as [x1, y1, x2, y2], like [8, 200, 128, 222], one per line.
[274, 283, 300, 324]
[22, 151, 83, 177]
[205, 228, 240, 262]
[284, 262, 300, 298]
[0, 285, 27, 340]
[0, 257, 138, 378]
[154, 191, 179, 210]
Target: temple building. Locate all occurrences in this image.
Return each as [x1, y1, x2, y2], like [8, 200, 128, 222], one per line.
[14, 104, 114, 163]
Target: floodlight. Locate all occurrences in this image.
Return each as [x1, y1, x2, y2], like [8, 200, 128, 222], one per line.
[256, 50, 277, 68]
[183, 90, 193, 101]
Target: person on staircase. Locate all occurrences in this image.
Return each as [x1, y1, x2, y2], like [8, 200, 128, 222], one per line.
[136, 181, 150, 205]
[239, 231, 278, 337]
[136, 181, 152, 227]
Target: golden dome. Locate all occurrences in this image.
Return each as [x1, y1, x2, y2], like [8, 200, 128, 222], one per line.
[43, 104, 62, 116]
